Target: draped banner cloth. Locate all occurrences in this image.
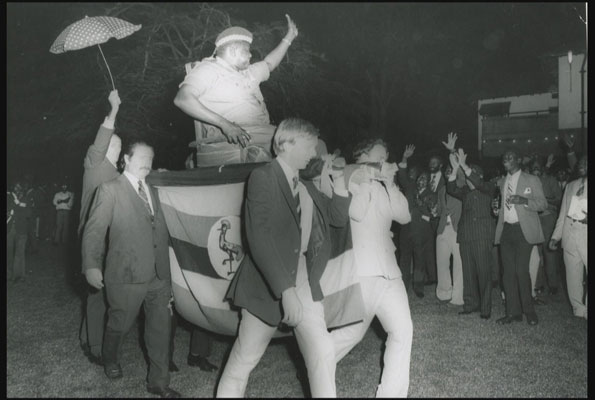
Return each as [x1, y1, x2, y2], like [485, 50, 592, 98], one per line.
[148, 163, 364, 337]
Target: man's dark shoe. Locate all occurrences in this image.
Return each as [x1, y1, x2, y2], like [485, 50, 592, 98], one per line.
[424, 280, 437, 286]
[104, 363, 123, 380]
[533, 296, 546, 306]
[526, 313, 539, 326]
[549, 287, 558, 295]
[169, 360, 179, 372]
[458, 308, 479, 315]
[414, 290, 424, 299]
[87, 353, 103, 366]
[187, 354, 218, 372]
[480, 313, 491, 320]
[147, 386, 181, 398]
[496, 315, 523, 325]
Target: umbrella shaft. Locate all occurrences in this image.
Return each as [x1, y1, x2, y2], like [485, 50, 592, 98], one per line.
[97, 44, 115, 90]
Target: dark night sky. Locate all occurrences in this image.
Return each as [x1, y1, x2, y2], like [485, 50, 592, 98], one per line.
[6, 2, 587, 182]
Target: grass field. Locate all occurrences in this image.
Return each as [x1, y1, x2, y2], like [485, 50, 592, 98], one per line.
[7, 241, 588, 398]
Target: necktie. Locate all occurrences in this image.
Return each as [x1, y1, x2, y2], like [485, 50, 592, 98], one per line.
[505, 180, 513, 210]
[430, 174, 437, 191]
[293, 176, 301, 221]
[576, 179, 585, 196]
[137, 180, 153, 216]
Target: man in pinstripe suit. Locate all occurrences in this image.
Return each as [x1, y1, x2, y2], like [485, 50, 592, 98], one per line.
[446, 149, 496, 319]
[494, 149, 548, 326]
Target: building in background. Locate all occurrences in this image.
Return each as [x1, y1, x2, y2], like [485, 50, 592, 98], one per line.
[478, 52, 587, 159]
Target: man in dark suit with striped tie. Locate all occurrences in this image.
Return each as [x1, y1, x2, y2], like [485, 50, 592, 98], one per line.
[446, 148, 496, 319]
[82, 140, 181, 398]
[218, 118, 350, 397]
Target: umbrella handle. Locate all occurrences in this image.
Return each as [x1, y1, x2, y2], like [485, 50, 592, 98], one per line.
[97, 44, 116, 91]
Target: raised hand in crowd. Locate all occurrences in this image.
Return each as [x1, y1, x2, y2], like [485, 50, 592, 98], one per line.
[401, 144, 415, 163]
[545, 154, 555, 170]
[441, 132, 458, 152]
[561, 132, 575, 151]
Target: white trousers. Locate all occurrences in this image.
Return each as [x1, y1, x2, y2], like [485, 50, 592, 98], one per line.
[217, 256, 336, 397]
[563, 222, 588, 318]
[331, 276, 412, 398]
[529, 245, 541, 298]
[435, 224, 464, 305]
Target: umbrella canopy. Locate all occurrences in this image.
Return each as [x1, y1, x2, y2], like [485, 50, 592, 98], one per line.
[50, 16, 141, 54]
[49, 16, 141, 90]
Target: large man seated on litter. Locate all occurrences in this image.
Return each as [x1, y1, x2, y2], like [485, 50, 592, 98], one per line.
[174, 15, 299, 167]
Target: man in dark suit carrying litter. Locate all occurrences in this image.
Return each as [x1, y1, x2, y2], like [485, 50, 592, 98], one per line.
[82, 139, 181, 398]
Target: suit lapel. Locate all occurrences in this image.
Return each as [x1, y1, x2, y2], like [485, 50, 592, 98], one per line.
[120, 175, 154, 221]
[271, 160, 300, 227]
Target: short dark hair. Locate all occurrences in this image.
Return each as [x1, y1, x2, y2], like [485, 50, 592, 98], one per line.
[352, 138, 388, 162]
[123, 140, 153, 158]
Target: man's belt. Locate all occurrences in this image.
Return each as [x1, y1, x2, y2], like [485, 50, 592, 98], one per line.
[567, 216, 587, 225]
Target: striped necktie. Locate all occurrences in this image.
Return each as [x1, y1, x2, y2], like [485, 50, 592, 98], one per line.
[293, 176, 301, 221]
[138, 180, 153, 216]
[430, 174, 437, 191]
[505, 179, 513, 210]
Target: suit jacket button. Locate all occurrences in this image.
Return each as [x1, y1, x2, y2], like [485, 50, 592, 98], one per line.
[154, 244, 157, 248]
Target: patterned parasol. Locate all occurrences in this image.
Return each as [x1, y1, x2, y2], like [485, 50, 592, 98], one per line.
[49, 16, 142, 90]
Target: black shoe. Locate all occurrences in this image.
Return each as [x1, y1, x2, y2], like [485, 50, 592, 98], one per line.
[458, 308, 479, 315]
[480, 313, 491, 320]
[103, 363, 123, 380]
[496, 315, 523, 325]
[533, 297, 547, 306]
[147, 386, 182, 398]
[526, 313, 539, 326]
[549, 287, 558, 296]
[87, 352, 103, 366]
[424, 280, 437, 286]
[169, 361, 179, 372]
[187, 354, 218, 372]
[414, 290, 424, 298]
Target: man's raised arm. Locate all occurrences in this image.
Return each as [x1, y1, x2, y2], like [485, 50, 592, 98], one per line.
[263, 14, 299, 72]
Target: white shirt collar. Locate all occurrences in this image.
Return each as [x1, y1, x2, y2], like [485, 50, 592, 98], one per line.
[123, 170, 145, 189]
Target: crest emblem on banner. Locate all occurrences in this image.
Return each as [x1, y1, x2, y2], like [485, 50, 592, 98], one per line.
[207, 216, 244, 279]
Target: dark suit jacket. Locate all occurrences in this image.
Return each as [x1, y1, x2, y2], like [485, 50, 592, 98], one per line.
[446, 171, 495, 244]
[397, 167, 436, 242]
[539, 173, 562, 216]
[82, 174, 170, 284]
[226, 159, 351, 326]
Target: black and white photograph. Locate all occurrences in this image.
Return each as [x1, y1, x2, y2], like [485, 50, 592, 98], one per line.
[7, 2, 588, 398]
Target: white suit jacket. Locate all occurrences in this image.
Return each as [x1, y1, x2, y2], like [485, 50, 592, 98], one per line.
[349, 180, 411, 279]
